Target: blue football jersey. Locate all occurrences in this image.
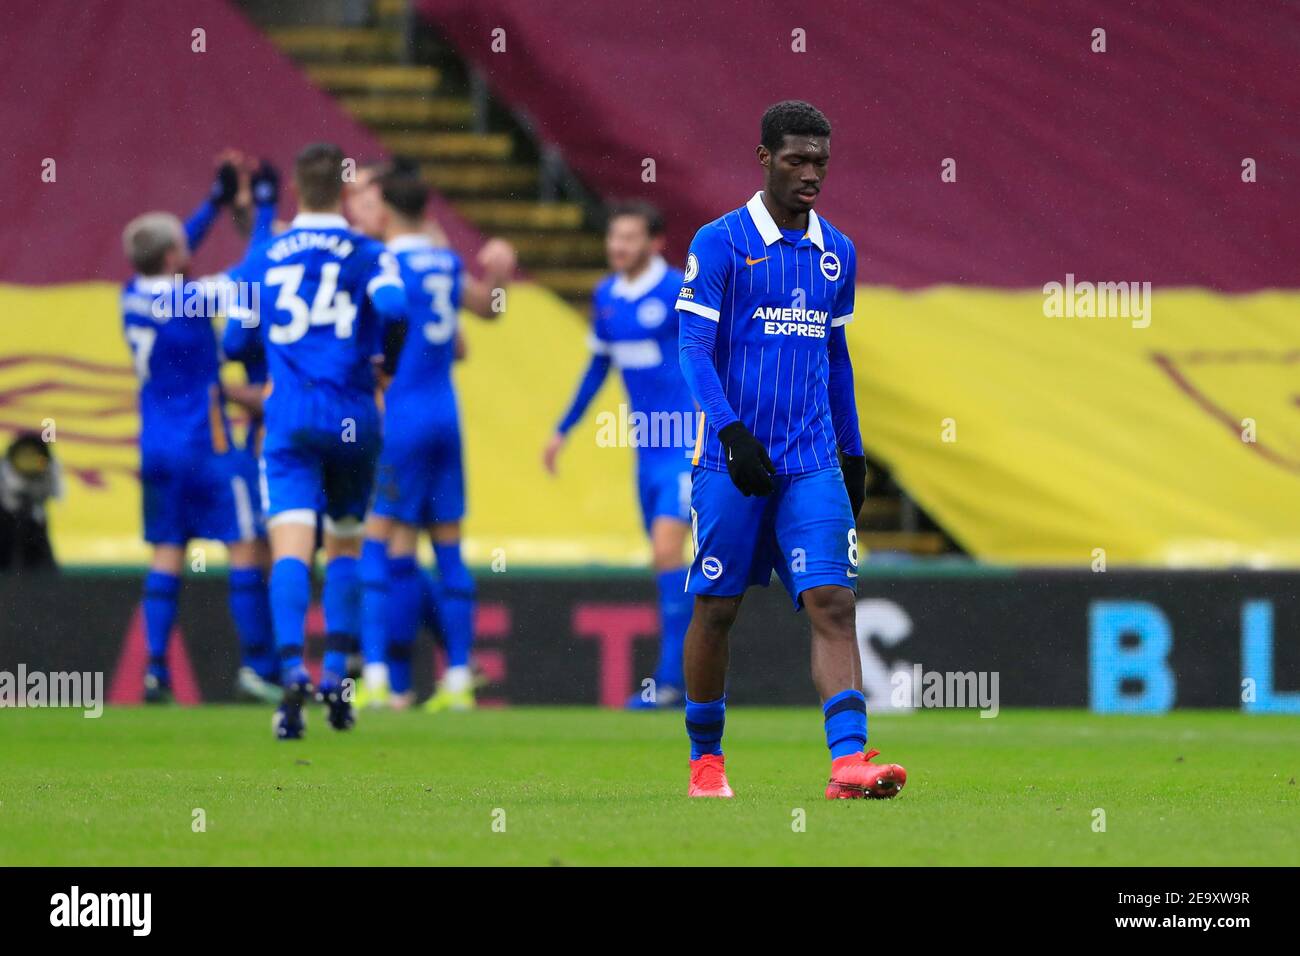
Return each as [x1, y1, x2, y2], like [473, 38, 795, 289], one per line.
[225, 213, 402, 402]
[122, 275, 231, 459]
[676, 192, 856, 474]
[384, 233, 464, 408]
[590, 255, 696, 451]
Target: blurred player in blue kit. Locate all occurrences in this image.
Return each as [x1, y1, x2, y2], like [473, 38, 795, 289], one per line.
[120, 156, 281, 704]
[674, 102, 907, 798]
[222, 142, 409, 739]
[544, 202, 694, 709]
[349, 161, 516, 712]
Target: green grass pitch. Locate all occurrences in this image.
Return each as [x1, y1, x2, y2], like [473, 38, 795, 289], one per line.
[0, 707, 1295, 865]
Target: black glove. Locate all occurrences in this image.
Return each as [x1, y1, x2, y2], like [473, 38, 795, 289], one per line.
[840, 452, 867, 521]
[251, 160, 280, 207]
[209, 161, 239, 206]
[719, 422, 776, 496]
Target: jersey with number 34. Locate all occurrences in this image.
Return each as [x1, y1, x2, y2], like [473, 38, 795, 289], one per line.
[226, 213, 402, 402]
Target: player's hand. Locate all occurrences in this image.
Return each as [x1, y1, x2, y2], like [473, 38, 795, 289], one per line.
[719, 422, 775, 496]
[210, 156, 240, 207]
[840, 452, 867, 520]
[477, 238, 517, 280]
[542, 433, 565, 475]
[251, 160, 280, 207]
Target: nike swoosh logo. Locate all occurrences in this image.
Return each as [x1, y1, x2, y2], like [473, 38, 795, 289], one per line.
[744, 255, 769, 266]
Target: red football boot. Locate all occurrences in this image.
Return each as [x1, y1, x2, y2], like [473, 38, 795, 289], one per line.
[825, 748, 907, 799]
[688, 753, 735, 798]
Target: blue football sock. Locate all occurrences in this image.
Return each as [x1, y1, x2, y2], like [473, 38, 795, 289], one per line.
[685, 695, 726, 759]
[322, 555, 360, 686]
[432, 542, 475, 669]
[228, 566, 276, 679]
[386, 556, 421, 694]
[823, 688, 868, 760]
[358, 538, 389, 667]
[653, 567, 690, 690]
[142, 570, 180, 682]
[270, 557, 311, 682]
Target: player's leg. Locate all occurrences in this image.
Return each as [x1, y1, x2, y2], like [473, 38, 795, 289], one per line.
[262, 443, 323, 739]
[358, 435, 430, 706]
[626, 464, 692, 709]
[315, 420, 381, 731]
[318, 521, 362, 729]
[423, 519, 476, 712]
[383, 521, 423, 708]
[142, 543, 184, 704]
[139, 459, 185, 703]
[423, 428, 476, 713]
[217, 454, 279, 702]
[681, 466, 771, 797]
[357, 512, 394, 707]
[226, 536, 280, 703]
[773, 468, 906, 799]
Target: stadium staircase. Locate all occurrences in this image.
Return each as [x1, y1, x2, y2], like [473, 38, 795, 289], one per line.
[243, 0, 607, 306]
[238, 0, 955, 560]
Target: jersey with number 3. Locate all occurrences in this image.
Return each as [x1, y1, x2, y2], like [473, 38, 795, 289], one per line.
[383, 234, 463, 417]
[226, 213, 402, 407]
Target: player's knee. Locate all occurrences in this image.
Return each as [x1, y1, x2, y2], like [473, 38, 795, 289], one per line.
[226, 539, 258, 568]
[803, 585, 856, 637]
[692, 594, 741, 635]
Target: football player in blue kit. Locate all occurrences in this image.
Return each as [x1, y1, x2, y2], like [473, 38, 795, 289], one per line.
[222, 143, 409, 739]
[674, 102, 907, 798]
[544, 202, 695, 709]
[352, 163, 516, 712]
[120, 160, 278, 704]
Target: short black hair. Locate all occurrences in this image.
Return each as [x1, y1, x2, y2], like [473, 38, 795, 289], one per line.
[760, 100, 831, 152]
[605, 200, 663, 237]
[295, 142, 346, 209]
[380, 160, 430, 220]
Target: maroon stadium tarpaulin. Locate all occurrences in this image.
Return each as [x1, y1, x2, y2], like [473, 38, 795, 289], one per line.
[0, 0, 482, 284]
[418, 0, 1300, 290]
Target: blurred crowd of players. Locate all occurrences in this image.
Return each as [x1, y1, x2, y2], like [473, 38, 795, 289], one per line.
[119, 144, 690, 729]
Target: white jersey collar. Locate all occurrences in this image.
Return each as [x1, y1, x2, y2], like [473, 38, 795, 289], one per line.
[291, 213, 349, 230]
[745, 191, 824, 250]
[611, 255, 668, 300]
[387, 233, 437, 253]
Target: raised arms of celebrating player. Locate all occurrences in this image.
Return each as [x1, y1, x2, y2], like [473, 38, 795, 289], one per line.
[460, 238, 516, 319]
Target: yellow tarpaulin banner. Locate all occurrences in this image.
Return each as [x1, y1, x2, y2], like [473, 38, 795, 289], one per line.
[855, 287, 1300, 566]
[0, 281, 641, 566]
[5, 282, 1300, 567]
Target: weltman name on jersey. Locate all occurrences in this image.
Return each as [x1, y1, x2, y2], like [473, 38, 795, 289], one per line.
[50, 886, 151, 936]
[751, 305, 830, 338]
[265, 229, 356, 262]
